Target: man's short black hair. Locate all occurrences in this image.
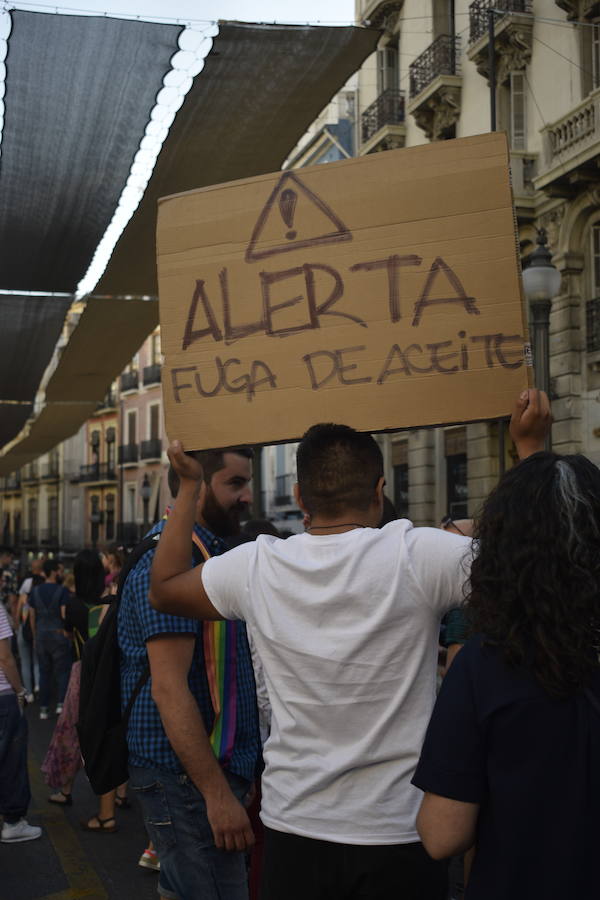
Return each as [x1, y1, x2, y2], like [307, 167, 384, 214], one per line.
[296, 424, 383, 518]
[168, 446, 254, 498]
[43, 558, 60, 578]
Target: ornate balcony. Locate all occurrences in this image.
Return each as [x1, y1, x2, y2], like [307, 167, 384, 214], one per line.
[120, 370, 139, 393]
[143, 363, 161, 386]
[140, 438, 162, 461]
[118, 443, 139, 465]
[79, 462, 117, 483]
[467, 0, 533, 82]
[40, 529, 59, 546]
[360, 88, 406, 154]
[21, 529, 37, 546]
[535, 89, 600, 195]
[408, 35, 461, 141]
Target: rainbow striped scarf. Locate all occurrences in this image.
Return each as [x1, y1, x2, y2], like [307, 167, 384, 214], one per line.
[191, 531, 238, 765]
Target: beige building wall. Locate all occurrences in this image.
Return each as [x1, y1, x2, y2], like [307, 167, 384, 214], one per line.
[351, 0, 600, 521]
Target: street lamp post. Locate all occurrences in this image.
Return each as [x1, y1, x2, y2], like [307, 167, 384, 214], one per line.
[522, 228, 561, 448]
[140, 473, 152, 538]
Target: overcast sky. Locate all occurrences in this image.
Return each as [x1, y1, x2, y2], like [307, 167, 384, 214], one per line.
[18, 0, 356, 25]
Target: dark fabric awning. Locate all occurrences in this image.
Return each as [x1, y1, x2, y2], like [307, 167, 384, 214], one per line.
[0, 405, 33, 448]
[97, 21, 380, 297]
[0, 10, 182, 293]
[0, 17, 380, 471]
[0, 294, 71, 401]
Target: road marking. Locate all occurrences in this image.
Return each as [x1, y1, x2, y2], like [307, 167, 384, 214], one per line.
[28, 750, 108, 900]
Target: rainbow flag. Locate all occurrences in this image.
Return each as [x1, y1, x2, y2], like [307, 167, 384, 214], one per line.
[192, 532, 238, 764]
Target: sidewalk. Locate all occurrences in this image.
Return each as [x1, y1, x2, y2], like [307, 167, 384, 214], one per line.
[0, 705, 159, 900]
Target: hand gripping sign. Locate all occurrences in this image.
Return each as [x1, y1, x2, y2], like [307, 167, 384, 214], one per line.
[157, 132, 530, 450]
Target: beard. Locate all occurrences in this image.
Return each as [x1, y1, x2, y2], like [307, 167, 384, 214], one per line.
[202, 486, 247, 538]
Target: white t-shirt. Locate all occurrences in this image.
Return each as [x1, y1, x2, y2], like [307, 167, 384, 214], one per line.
[18, 577, 33, 596]
[0, 603, 14, 693]
[202, 519, 472, 846]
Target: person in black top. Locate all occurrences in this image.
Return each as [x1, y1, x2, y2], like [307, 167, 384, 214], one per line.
[42, 550, 125, 828]
[413, 390, 600, 900]
[28, 559, 71, 718]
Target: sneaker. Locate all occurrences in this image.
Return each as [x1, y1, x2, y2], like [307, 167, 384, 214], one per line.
[39, 707, 49, 720]
[25, 693, 34, 705]
[55, 703, 63, 715]
[138, 847, 160, 871]
[1, 819, 42, 843]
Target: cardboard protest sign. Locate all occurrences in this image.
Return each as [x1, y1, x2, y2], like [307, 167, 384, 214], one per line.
[157, 132, 530, 450]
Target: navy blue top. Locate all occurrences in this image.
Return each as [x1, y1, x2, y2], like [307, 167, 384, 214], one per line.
[118, 519, 260, 781]
[413, 636, 600, 900]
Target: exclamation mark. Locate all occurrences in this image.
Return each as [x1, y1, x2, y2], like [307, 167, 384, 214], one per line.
[279, 188, 298, 240]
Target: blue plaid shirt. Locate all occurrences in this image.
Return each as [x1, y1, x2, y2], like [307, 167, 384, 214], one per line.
[118, 519, 259, 780]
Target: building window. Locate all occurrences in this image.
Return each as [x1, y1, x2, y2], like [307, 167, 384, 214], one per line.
[592, 223, 600, 296]
[392, 441, 409, 518]
[445, 428, 468, 519]
[127, 485, 136, 523]
[377, 45, 398, 93]
[509, 72, 526, 150]
[48, 496, 58, 540]
[28, 497, 38, 537]
[127, 410, 137, 445]
[149, 403, 160, 440]
[151, 332, 161, 365]
[593, 23, 600, 91]
[105, 494, 115, 541]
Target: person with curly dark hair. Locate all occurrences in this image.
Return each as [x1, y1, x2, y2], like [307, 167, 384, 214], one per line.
[413, 388, 600, 899]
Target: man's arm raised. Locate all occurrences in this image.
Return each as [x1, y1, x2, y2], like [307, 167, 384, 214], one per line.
[510, 388, 552, 460]
[150, 441, 222, 620]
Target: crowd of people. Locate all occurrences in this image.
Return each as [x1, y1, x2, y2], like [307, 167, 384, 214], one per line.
[0, 387, 599, 900]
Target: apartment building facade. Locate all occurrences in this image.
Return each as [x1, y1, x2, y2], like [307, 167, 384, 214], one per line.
[345, 0, 600, 523]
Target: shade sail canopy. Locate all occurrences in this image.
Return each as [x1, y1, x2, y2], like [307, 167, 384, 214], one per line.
[97, 21, 380, 297]
[0, 10, 183, 293]
[45, 296, 159, 403]
[0, 16, 380, 472]
[0, 294, 71, 401]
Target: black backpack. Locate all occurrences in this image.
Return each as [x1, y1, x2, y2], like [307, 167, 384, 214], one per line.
[77, 533, 160, 794]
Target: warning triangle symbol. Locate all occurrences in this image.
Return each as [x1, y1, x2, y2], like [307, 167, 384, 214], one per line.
[245, 171, 352, 263]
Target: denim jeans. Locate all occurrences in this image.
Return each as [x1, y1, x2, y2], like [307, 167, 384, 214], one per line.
[0, 693, 31, 823]
[17, 626, 40, 694]
[130, 765, 250, 900]
[36, 632, 72, 707]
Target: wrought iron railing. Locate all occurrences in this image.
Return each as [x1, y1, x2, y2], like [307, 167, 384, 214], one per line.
[409, 35, 460, 100]
[361, 88, 405, 144]
[119, 443, 139, 465]
[79, 463, 117, 482]
[120, 370, 139, 392]
[40, 529, 59, 545]
[97, 390, 117, 410]
[469, 0, 532, 45]
[143, 364, 161, 386]
[117, 522, 141, 546]
[140, 438, 162, 460]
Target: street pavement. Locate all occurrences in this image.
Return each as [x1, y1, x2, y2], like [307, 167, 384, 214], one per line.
[1, 703, 160, 900]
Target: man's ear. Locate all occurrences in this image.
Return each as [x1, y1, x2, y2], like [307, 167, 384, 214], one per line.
[375, 476, 385, 501]
[294, 482, 309, 515]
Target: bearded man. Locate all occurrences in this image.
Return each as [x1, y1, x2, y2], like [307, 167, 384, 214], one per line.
[118, 447, 259, 900]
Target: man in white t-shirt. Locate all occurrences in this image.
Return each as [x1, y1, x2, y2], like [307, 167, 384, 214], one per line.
[149, 390, 549, 900]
